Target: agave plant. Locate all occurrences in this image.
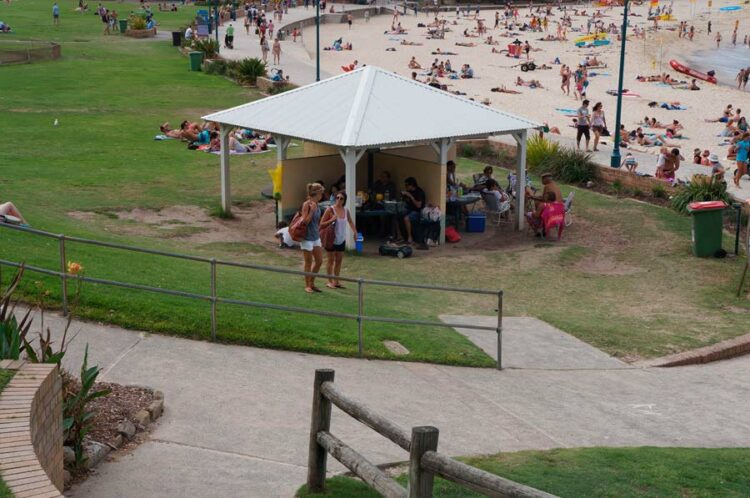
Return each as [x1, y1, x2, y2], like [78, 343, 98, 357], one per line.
[192, 38, 219, 59]
[0, 266, 32, 360]
[526, 134, 561, 170]
[671, 174, 731, 214]
[234, 57, 267, 85]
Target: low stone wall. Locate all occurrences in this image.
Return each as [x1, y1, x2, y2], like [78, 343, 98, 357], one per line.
[0, 360, 64, 497]
[125, 27, 157, 38]
[257, 76, 295, 93]
[0, 42, 61, 65]
[277, 6, 390, 39]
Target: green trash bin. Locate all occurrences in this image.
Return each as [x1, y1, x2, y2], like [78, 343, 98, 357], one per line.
[119, 19, 128, 33]
[189, 51, 204, 71]
[687, 201, 726, 257]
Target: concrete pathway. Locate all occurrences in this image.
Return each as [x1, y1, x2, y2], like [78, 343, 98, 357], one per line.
[43, 311, 750, 498]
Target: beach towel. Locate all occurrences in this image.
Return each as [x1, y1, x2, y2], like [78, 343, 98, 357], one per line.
[154, 135, 174, 141]
[555, 108, 578, 116]
[209, 149, 271, 155]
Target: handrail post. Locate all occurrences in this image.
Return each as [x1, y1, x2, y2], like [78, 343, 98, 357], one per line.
[496, 291, 503, 370]
[210, 258, 217, 341]
[357, 278, 364, 358]
[58, 235, 68, 316]
[408, 426, 439, 498]
[307, 369, 335, 492]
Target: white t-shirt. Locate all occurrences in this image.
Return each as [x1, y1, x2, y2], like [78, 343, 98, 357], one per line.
[276, 227, 298, 247]
[185, 26, 193, 40]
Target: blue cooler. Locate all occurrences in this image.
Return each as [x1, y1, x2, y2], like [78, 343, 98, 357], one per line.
[355, 232, 364, 254]
[466, 213, 486, 233]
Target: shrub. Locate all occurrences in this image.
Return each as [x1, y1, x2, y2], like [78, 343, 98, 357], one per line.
[538, 147, 597, 184]
[478, 143, 495, 158]
[268, 84, 293, 95]
[671, 175, 731, 214]
[526, 134, 560, 170]
[192, 38, 219, 58]
[0, 267, 31, 360]
[128, 15, 147, 30]
[204, 59, 229, 75]
[652, 183, 668, 199]
[632, 187, 644, 197]
[234, 57, 267, 85]
[612, 179, 623, 194]
[460, 143, 476, 158]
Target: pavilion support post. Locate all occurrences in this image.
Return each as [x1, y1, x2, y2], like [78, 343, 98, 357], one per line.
[219, 124, 232, 216]
[434, 138, 452, 246]
[513, 130, 528, 231]
[340, 148, 365, 250]
[274, 135, 291, 223]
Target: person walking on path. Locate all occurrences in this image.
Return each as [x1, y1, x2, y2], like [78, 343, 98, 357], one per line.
[591, 102, 607, 152]
[319, 192, 356, 289]
[244, 13, 250, 35]
[260, 35, 269, 62]
[52, 2, 60, 25]
[347, 13, 352, 29]
[272, 37, 281, 64]
[576, 99, 592, 151]
[300, 183, 325, 293]
[715, 31, 721, 48]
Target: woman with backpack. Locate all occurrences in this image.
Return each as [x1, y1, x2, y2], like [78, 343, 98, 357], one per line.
[319, 192, 356, 289]
[297, 183, 325, 293]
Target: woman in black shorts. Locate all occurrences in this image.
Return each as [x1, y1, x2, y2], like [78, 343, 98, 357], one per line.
[319, 192, 356, 289]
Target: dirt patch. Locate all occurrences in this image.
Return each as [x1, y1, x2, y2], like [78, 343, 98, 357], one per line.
[86, 382, 155, 447]
[70, 203, 281, 249]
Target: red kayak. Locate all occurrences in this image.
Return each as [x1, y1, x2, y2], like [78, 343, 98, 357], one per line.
[669, 59, 717, 84]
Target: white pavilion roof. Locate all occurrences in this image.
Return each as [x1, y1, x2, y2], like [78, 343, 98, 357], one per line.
[203, 65, 540, 148]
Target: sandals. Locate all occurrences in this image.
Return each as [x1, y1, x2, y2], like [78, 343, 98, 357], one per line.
[312, 286, 323, 293]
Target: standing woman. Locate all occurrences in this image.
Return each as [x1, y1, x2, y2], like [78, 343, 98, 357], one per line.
[260, 35, 269, 62]
[300, 183, 325, 293]
[591, 102, 606, 151]
[272, 37, 281, 64]
[320, 192, 356, 289]
[734, 132, 750, 187]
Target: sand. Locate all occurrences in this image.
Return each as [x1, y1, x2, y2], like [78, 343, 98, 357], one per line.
[300, 1, 750, 168]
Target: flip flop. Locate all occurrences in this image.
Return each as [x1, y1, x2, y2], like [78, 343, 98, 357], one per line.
[335, 284, 346, 289]
[305, 287, 314, 294]
[326, 283, 337, 289]
[312, 286, 323, 293]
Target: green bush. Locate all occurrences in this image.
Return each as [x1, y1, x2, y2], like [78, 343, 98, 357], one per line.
[0, 268, 31, 360]
[234, 58, 267, 85]
[478, 143, 495, 158]
[611, 180, 623, 194]
[460, 143, 476, 158]
[192, 38, 219, 59]
[128, 15, 147, 30]
[538, 147, 597, 184]
[204, 59, 229, 75]
[526, 134, 560, 170]
[652, 183, 668, 199]
[632, 187, 644, 197]
[671, 175, 731, 214]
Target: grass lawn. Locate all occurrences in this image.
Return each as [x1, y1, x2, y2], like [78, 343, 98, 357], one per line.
[296, 447, 750, 497]
[1, 0, 749, 366]
[0, 368, 15, 498]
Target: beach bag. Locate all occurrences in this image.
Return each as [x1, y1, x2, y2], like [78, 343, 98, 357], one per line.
[288, 209, 308, 242]
[319, 208, 335, 250]
[445, 226, 461, 243]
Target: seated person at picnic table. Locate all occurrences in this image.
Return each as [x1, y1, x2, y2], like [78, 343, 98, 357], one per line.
[471, 166, 494, 190]
[373, 171, 397, 200]
[526, 172, 562, 206]
[330, 175, 346, 199]
[483, 179, 511, 206]
[446, 160, 467, 190]
[398, 177, 426, 244]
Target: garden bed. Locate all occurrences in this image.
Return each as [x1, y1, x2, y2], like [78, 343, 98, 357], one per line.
[125, 28, 157, 38]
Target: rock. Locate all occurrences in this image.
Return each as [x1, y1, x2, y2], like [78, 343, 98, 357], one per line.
[63, 470, 72, 485]
[153, 390, 164, 400]
[134, 409, 150, 427]
[84, 441, 110, 470]
[148, 399, 164, 420]
[383, 340, 410, 356]
[63, 446, 75, 465]
[117, 419, 136, 439]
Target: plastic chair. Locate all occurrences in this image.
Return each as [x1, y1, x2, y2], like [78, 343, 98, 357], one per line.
[541, 202, 565, 240]
[481, 191, 511, 225]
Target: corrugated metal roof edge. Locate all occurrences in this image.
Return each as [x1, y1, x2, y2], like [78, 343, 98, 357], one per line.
[202, 66, 542, 132]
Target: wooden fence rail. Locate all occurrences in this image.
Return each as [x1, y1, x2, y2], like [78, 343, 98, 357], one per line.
[307, 369, 558, 498]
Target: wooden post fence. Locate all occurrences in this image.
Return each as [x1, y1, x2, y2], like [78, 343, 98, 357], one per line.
[306, 369, 558, 498]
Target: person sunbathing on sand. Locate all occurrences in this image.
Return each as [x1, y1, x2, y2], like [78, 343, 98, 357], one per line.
[484, 35, 499, 45]
[491, 85, 521, 94]
[455, 42, 477, 47]
[689, 79, 700, 90]
[516, 76, 543, 88]
[401, 40, 423, 46]
[431, 48, 458, 55]
[408, 56, 422, 69]
[665, 120, 684, 138]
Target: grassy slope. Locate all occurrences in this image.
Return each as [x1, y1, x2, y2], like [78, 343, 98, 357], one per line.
[1, 0, 748, 365]
[0, 369, 15, 498]
[297, 447, 750, 498]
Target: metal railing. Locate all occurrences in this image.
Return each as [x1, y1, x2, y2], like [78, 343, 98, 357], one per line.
[308, 369, 557, 497]
[0, 222, 505, 368]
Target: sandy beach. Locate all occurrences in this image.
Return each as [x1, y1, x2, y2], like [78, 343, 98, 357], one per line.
[297, 1, 750, 172]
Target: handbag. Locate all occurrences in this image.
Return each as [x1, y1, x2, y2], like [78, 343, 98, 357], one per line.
[288, 208, 308, 242]
[320, 208, 336, 251]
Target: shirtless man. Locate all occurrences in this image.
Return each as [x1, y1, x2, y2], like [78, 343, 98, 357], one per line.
[526, 172, 562, 206]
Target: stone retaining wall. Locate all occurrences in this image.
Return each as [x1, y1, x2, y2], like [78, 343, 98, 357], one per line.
[0, 360, 64, 498]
